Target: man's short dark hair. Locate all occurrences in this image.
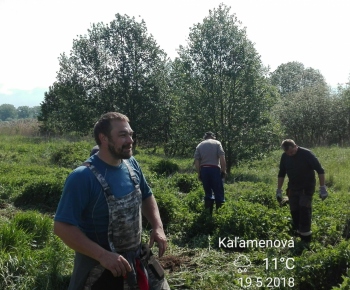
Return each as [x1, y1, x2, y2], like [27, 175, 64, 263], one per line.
[93, 112, 129, 145]
[281, 139, 296, 151]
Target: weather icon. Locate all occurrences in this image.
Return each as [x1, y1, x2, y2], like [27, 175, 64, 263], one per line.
[234, 254, 252, 273]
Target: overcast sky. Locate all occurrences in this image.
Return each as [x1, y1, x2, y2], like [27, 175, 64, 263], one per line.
[1, 0, 350, 107]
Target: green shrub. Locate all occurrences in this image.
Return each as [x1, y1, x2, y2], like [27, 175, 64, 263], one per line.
[211, 200, 291, 247]
[14, 178, 64, 210]
[150, 159, 179, 176]
[0, 223, 31, 252]
[312, 191, 350, 246]
[0, 184, 11, 200]
[230, 181, 278, 209]
[0, 164, 70, 189]
[294, 240, 350, 289]
[0, 251, 35, 289]
[183, 188, 204, 213]
[12, 211, 53, 246]
[333, 272, 350, 290]
[0, 236, 72, 290]
[186, 210, 216, 239]
[34, 237, 72, 290]
[343, 218, 350, 240]
[172, 173, 200, 193]
[51, 142, 90, 168]
[152, 189, 182, 227]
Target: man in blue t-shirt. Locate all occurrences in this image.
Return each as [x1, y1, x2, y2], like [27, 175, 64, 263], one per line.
[54, 112, 168, 290]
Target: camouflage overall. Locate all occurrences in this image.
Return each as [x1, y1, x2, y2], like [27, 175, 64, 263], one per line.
[83, 160, 170, 290]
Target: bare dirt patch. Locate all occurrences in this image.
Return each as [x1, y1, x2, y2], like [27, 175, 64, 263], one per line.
[160, 254, 195, 272]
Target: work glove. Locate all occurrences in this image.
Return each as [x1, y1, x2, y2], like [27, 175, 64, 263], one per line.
[276, 189, 283, 203]
[319, 185, 328, 200]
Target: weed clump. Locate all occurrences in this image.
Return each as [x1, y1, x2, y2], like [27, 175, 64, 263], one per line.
[14, 178, 64, 211]
[150, 159, 179, 176]
[51, 142, 90, 168]
[172, 173, 200, 193]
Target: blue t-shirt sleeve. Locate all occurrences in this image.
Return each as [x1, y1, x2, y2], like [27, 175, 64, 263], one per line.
[54, 166, 92, 226]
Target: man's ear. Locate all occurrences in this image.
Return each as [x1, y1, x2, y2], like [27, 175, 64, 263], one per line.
[99, 133, 107, 144]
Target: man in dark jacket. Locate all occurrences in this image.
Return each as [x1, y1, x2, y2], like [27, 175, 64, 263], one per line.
[276, 139, 328, 242]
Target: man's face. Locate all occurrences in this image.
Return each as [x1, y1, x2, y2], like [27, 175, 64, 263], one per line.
[106, 120, 134, 160]
[284, 146, 298, 156]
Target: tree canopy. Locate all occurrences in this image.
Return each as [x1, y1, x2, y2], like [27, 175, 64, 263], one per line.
[169, 4, 280, 171]
[37, 6, 350, 169]
[39, 14, 173, 144]
[0, 104, 17, 121]
[270, 61, 327, 97]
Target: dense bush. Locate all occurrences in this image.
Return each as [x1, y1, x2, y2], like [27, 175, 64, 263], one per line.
[12, 211, 53, 246]
[0, 223, 30, 252]
[150, 159, 179, 176]
[51, 142, 90, 168]
[294, 240, 350, 289]
[172, 173, 200, 193]
[230, 181, 279, 209]
[14, 178, 64, 210]
[212, 200, 291, 246]
[152, 187, 183, 227]
[183, 187, 204, 213]
[333, 272, 350, 290]
[0, 224, 72, 290]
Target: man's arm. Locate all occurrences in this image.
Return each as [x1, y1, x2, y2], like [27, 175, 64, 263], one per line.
[318, 173, 325, 186]
[142, 195, 167, 257]
[53, 221, 131, 276]
[219, 155, 226, 175]
[307, 151, 326, 186]
[194, 159, 201, 180]
[277, 177, 285, 189]
[277, 153, 286, 190]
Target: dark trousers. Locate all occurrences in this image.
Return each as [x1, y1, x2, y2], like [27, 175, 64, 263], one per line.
[200, 166, 225, 203]
[288, 188, 314, 235]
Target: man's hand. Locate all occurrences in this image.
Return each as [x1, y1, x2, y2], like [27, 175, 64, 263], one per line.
[221, 171, 226, 179]
[98, 250, 131, 277]
[319, 185, 328, 201]
[276, 189, 283, 203]
[149, 227, 167, 258]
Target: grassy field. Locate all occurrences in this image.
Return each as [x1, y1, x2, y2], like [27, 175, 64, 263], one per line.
[1, 134, 350, 289]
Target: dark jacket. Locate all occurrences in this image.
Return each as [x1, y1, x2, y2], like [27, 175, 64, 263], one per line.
[278, 147, 325, 190]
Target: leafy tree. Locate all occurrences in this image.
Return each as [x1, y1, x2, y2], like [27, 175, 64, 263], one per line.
[30, 106, 41, 118]
[170, 4, 280, 172]
[39, 81, 87, 134]
[17, 106, 31, 119]
[271, 61, 327, 97]
[275, 84, 332, 146]
[40, 14, 172, 144]
[0, 104, 17, 121]
[328, 82, 350, 145]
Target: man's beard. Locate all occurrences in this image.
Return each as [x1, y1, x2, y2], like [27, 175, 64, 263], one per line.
[107, 142, 132, 160]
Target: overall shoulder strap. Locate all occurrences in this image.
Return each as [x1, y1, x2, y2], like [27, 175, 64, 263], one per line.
[123, 159, 139, 186]
[84, 162, 113, 196]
